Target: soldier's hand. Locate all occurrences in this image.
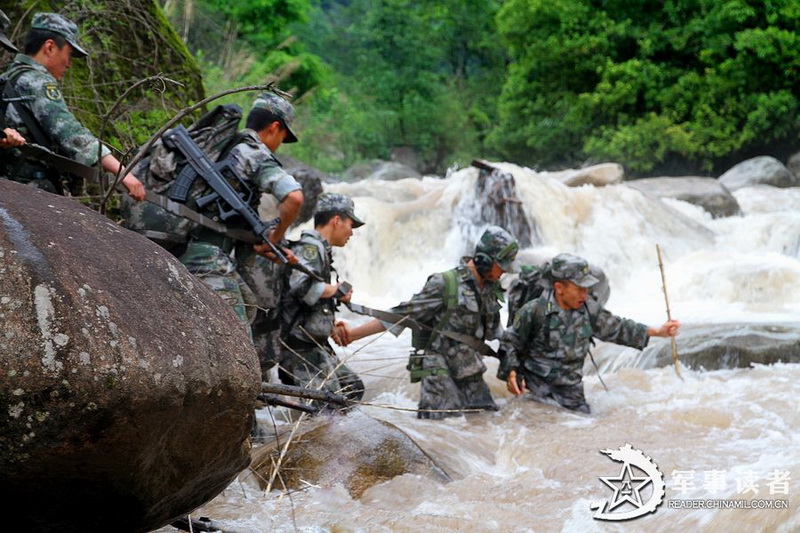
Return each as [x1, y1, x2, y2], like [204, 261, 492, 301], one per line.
[507, 369, 525, 395]
[336, 283, 353, 304]
[648, 319, 680, 338]
[331, 320, 351, 346]
[122, 174, 146, 202]
[255, 244, 297, 265]
[0, 128, 25, 148]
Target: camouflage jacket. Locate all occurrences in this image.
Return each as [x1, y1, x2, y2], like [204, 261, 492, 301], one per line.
[225, 129, 299, 202]
[498, 291, 649, 386]
[186, 129, 300, 259]
[384, 258, 504, 380]
[1, 54, 110, 165]
[281, 230, 336, 345]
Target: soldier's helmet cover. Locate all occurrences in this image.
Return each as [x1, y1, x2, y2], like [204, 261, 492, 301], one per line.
[550, 253, 600, 288]
[251, 92, 298, 143]
[31, 13, 88, 58]
[475, 225, 519, 272]
[315, 193, 365, 228]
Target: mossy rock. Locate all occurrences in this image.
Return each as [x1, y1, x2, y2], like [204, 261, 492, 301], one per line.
[3, 1, 205, 155]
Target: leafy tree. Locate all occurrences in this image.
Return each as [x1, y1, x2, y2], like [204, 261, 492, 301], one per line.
[490, 0, 800, 175]
[293, 0, 506, 172]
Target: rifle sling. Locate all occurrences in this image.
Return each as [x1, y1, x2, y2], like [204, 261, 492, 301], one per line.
[346, 302, 497, 357]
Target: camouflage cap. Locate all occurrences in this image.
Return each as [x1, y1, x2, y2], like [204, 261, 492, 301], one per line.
[550, 253, 600, 288]
[0, 10, 18, 53]
[31, 13, 88, 58]
[316, 193, 364, 228]
[252, 92, 298, 143]
[475, 225, 519, 272]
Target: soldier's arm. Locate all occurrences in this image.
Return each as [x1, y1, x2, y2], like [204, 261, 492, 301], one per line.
[286, 243, 326, 304]
[592, 306, 650, 349]
[251, 164, 302, 259]
[22, 74, 110, 166]
[497, 300, 537, 381]
[100, 154, 145, 202]
[271, 189, 303, 244]
[340, 273, 446, 345]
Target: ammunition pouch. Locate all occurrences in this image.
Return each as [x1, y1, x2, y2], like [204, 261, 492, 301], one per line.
[407, 349, 449, 383]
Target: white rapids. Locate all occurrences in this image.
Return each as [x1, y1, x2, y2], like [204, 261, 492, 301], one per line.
[157, 164, 800, 533]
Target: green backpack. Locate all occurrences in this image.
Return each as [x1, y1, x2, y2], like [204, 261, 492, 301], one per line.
[120, 104, 243, 253]
[407, 269, 459, 383]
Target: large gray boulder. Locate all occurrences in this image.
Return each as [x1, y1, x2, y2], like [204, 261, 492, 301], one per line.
[0, 181, 260, 533]
[273, 154, 326, 224]
[631, 323, 800, 371]
[625, 176, 741, 218]
[718, 156, 798, 191]
[250, 411, 451, 498]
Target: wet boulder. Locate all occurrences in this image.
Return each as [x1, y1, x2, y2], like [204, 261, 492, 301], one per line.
[632, 323, 800, 371]
[272, 154, 326, 225]
[553, 162, 625, 187]
[342, 160, 422, 182]
[250, 411, 451, 498]
[624, 176, 741, 218]
[718, 156, 798, 191]
[0, 181, 260, 533]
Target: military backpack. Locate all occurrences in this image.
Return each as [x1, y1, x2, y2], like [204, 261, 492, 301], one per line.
[120, 103, 244, 253]
[407, 269, 459, 383]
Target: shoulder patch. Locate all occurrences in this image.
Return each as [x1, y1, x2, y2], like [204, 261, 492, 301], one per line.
[302, 245, 318, 261]
[44, 83, 62, 101]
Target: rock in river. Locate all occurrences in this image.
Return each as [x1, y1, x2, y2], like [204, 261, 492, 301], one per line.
[0, 181, 260, 533]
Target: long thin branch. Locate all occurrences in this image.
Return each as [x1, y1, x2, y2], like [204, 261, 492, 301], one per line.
[122, 82, 291, 183]
[98, 74, 184, 212]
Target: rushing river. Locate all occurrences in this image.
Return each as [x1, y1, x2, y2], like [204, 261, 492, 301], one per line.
[158, 164, 800, 532]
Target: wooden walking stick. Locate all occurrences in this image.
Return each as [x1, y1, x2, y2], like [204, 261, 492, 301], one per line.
[656, 244, 683, 380]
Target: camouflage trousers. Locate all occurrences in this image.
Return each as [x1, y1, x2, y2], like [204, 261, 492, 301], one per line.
[179, 241, 255, 339]
[418, 352, 496, 420]
[518, 368, 590, 414]
[236, 248, 285, 374]
[279, 342, 365, 411]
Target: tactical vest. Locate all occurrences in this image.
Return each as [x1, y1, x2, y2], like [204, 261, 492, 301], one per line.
[0, 65, 66, 193]
[280, 232, 336, 348]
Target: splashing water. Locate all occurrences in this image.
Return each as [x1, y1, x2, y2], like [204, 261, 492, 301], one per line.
[158, 165, 800, 532]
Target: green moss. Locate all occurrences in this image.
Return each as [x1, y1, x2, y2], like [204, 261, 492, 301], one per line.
[5, 1, 205, 159]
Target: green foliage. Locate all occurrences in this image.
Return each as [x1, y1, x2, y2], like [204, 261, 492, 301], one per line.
[490, 0, 800, 175]
[292, 0, 506, 173]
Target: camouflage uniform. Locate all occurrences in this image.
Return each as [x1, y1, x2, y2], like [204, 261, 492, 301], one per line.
[499, 254, 648, 413]
[0, 14, 100, 194]
[179, 126, 301, 337]
[383, 226, 518, 419]
[279, 194, 365, 404]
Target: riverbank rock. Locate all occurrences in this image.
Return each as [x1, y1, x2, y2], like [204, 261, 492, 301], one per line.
[0, 181, 260, 533]
[342, 160, 422, 182]
[624, 176, 741, 218]
[546, 162, 625, 187]
[632, 323, 800, 371]
[250, 411, 451, 498]
[273, 154, 327, 225]
[718, 156, 798, 191]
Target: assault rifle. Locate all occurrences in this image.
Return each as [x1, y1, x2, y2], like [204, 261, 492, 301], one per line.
[162, 125, 323, 282]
